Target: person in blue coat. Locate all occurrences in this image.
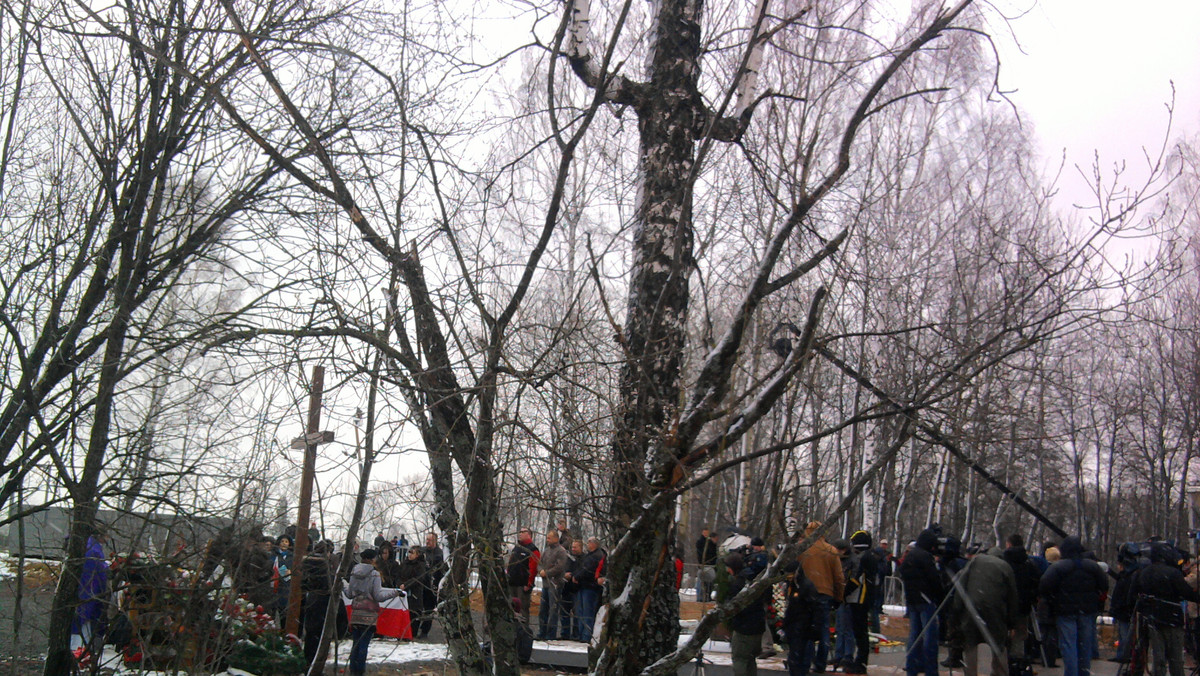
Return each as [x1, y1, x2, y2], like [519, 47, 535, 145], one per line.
[71, 527, 109, 654]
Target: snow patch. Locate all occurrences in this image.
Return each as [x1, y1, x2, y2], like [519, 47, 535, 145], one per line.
[0, 550, 60, 580]
[96, 639, 450, 674]
[326, 637, 450, 664]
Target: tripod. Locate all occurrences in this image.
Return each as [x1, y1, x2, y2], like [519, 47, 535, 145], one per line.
[1186, 614, 1199, 676]
[686, 649, 711, 676]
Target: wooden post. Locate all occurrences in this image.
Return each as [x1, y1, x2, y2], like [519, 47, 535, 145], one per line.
[285, 365, 333, 637]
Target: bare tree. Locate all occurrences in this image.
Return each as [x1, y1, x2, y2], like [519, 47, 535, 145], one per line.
[0, 0, 342, 670]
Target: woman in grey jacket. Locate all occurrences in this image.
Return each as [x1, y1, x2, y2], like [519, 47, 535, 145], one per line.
[345, 549, 401, 676]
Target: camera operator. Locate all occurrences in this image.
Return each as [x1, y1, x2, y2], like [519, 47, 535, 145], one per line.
[938, 534, 969, 669]
[1132, 542, 1199, 676]
[1111, 543, 1150, 663]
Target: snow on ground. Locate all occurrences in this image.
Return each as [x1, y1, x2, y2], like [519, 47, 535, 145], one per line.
[94, 637, 707, 674]
[96, 639, 450, 675]
[326, 637, 450, 665]
[0, 550, 60, 580]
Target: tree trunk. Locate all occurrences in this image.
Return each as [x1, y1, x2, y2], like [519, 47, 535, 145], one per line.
[44, 218, 141, 675]
[602, 1, 705, 672]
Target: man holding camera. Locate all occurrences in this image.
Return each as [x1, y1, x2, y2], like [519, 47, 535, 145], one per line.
[1132, 542, 1199, 676]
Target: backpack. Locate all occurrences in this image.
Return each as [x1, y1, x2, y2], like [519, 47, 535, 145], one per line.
[349, 592, 381, 626]
[844, 551, 868, 604]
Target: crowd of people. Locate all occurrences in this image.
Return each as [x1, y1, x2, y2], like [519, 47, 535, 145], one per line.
[697, 522, 1198, 676]
[504, 519, 609, 645]
[66, 515, 1198, 676]
[207, 526, 447, 676]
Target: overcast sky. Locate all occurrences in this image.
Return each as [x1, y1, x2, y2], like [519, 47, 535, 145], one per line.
[997, 1, 1200, 212]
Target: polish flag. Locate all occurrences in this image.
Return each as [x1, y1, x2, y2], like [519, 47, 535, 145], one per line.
[343, 590, 412, 639]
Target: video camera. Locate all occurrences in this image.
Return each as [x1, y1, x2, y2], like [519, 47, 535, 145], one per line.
[1119, 540, 1186, 571]
[927, 523, 962, 559]
[1117, 541, 1152, 570]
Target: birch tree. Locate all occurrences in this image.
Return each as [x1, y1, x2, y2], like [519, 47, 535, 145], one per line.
[558, 1, 987, 672]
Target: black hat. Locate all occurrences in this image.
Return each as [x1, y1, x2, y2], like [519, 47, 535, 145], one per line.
[850, 530, 872, 550]
[360, 548, 378, 561]
[750, 537, 765, 547]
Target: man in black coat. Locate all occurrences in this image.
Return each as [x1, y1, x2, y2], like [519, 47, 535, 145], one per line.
[844, 530, 880, 674]
[506, 527, 541, 627]
[900, 528, 944, 676]
[414, 533, 445, 639]
[784, 562, 823, 676]
[870, 539, 894, 633]
[574, 537, 607, 642]
[1003, 533, 1041, 659]
[560, 539, 584, 640]
[1132, 542, 1199, 676]
[726, 553, 768, 676]
[938, 537, 968, 669]
[300, 540, 336, 666]
[1109, 542, 1149, 664]
[1038, 535, 1107, 676]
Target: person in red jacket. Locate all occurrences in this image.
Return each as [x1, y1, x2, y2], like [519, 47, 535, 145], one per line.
[507, 527, 541, 626]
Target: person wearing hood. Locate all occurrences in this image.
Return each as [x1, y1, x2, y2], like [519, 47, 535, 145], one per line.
[726, 552, 769, 676]
[1131, 542, 1199, 676]
[900, 527, 945, 676]
[346, 549, 402, 676]
[1038, 535, 1107, 676]
[1002, 533, 1041, 659]
[953, 547, 1019, 676]
[798, 521, 845, 673]
[870, 539, 894, 634]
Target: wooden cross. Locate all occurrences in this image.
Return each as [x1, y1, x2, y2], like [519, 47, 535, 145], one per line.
[285, 365, 334, 637]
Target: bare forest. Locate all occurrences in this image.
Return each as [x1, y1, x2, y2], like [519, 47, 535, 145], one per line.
[0, 0, 1197, 674]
